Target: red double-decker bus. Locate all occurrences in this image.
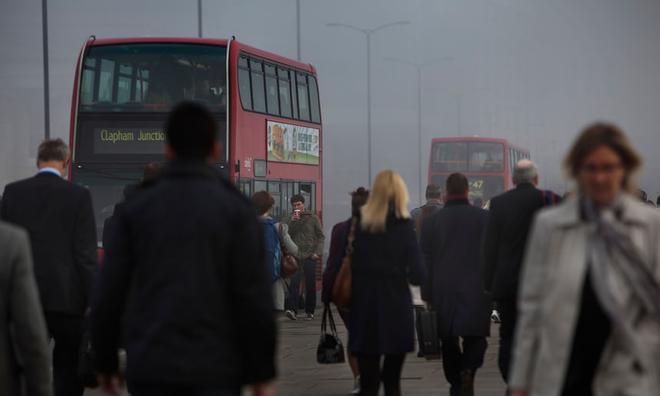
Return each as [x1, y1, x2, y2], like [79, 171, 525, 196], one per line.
[68, 36, 323, 245]
[428, 137, 530, 204]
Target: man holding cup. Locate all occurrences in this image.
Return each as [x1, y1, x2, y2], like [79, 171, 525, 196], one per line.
[285, 194, 325, 320]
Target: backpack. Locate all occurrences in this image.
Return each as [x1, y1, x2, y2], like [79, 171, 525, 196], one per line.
[260, 218, 282, 282]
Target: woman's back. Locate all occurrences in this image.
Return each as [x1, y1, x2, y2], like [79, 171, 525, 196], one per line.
[348, 216, 425, 355]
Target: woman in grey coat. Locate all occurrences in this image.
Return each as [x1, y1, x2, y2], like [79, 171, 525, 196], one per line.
[0, 221, 51, 396]
[510, 123, 660, 396]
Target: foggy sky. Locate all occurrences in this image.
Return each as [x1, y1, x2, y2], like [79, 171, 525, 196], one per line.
[2, 0, 660, 238]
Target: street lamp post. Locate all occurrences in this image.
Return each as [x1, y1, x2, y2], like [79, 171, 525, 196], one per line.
[384, 57, 452, 205]
[296, 0, 301, 60]
[326, 21, 410, 186]
[197, 0, 203, 38]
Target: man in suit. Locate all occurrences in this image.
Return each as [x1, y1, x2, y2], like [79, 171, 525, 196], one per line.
[421, 173, 490, 396]
[0, 221, 52, 396]
[482, 159, 559, 384]
[1, 138, 97, 396]
[92, 102, 276, 396]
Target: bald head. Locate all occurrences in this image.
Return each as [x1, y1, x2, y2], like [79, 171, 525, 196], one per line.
[512, 159, 538, 186]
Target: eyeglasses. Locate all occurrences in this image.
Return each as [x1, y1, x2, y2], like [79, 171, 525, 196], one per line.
[580, 163, 623, 175]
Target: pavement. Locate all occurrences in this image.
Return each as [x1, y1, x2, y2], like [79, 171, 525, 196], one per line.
[86, 310, 507, 396]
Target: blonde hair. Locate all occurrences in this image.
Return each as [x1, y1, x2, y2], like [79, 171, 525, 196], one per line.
[360, 170, 410, 233]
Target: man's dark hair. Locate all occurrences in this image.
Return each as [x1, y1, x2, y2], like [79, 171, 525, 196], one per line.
[425, 184, 442, 200]
[290, 194, 305, 205]
[446, 173, 469, 196]
[252, 191, 275, 216]
[351, 187, 369, 217]
[37, 138, 69, 163]
[165, 101, 218, 159]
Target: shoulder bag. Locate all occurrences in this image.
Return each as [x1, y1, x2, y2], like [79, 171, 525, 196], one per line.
[279, 223, 299, 278]
[331, 217, 357, 310]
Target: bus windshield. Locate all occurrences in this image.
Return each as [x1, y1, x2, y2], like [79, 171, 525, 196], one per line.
[432, 141, 504, 172]
[79, 43, 227, 113]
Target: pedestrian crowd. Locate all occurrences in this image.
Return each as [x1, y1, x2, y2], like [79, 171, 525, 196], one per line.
[0, 100, 659, 396]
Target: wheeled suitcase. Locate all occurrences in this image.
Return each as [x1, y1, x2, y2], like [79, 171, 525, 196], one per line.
[415, 306, 442, 360]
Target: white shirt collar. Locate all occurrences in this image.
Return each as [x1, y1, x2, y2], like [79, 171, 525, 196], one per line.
[38, 167, 62, 177]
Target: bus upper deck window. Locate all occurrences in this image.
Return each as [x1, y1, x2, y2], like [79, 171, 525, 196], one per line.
[296, 72, 310, 121]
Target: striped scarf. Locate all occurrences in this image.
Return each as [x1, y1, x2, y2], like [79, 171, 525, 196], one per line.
[582, 197, 660, 374]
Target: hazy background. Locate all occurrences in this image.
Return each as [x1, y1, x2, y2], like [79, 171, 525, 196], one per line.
[3, 0, 660, 238]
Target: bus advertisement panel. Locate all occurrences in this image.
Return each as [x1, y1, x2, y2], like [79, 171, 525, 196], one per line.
[267, 121, 320, 165]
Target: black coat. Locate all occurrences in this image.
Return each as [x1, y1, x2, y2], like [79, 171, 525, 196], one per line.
[0, 172, 97, 315]
[482, 183, 556, 301]
[91, 161, 276, 388]
[421, 199, 490, 337]
[348, 216, 425, 355]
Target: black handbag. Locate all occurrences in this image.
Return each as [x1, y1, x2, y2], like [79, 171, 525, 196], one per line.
[316, 304, 346, 364]
[416, 306, 442, 360]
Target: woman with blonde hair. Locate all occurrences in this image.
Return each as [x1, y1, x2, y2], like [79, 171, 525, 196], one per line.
[509, 123, 660, 396]
[348, 170, 425, 396]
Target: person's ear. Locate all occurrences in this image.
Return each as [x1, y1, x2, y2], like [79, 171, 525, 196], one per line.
[165, 144, 176, 161]
[534, 176, 539, 186]
[61, 159, 70, 176]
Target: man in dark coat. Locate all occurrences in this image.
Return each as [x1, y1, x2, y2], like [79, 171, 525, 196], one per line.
[421, 173, 490, 396]
[91, 102, 276, 396]
[410, 184, 443, 357]
[482, 159, 560, 383]
[1, 138, 97, 396]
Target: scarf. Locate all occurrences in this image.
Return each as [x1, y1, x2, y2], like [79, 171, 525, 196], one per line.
[582, 197, 660, 373]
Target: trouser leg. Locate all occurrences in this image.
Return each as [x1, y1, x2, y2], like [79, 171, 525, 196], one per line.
[498, 300, 517, 383]
[459, 336, 487, 396]
[461, 336, 488, 371]
[46, 313, 84, 396]
[303, 258, 317, 315]
[357, 354, 381, 396]
[381, 354, 406, 396]
[285, 269, 302, 313]
[441, 337, 462, 387]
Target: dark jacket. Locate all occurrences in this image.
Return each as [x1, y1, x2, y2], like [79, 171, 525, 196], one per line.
[322, 218, 352, 304]
[287, 211, 325, 260]
[0, 172, 97, 315]
[91, 161, 276, 388]
[482, 183, 559, 301]
[410, 199, 443, 235]
[348, 216, 425, 355]
[421, 198, 490, 337]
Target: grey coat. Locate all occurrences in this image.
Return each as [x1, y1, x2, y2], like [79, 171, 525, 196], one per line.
[0, 221, 51, 396]
[510, 195, 660, 396]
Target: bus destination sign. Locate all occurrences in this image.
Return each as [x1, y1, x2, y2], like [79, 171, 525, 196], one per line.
[93, 127, 165, 155]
